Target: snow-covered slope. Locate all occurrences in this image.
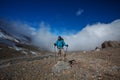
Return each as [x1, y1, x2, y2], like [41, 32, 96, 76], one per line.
[0, 20, 32, 45]
[0, 27, 31, 46]
[0, 28, 20, 43]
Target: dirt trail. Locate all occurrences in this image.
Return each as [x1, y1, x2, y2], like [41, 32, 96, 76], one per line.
[0, 53, 54, 68]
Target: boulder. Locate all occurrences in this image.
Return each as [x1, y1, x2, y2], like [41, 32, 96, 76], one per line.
[52, 61, 71, 74]
[102, 41, 120, 48]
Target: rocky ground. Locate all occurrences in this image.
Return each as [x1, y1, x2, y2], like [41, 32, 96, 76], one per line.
[0, 47, 120, 80]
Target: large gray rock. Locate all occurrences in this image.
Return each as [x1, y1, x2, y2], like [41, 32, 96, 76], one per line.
[52, 61, 71, 74]
[102, 41, 120, 48]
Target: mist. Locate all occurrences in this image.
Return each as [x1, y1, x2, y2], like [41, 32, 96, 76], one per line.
[0, 19, 120, 51]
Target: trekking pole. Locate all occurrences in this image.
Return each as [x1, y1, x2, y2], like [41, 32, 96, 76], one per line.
[65, 46, 68, 54]
[54, 46, 57, 63]
[64, 46, 68, 60]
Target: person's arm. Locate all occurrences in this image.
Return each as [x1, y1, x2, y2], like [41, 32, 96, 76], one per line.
[54, 41, 57, 46]
[63, 40, 68, 47]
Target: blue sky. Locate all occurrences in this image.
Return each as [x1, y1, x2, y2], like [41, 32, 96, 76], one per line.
[0, 0, 120, 35]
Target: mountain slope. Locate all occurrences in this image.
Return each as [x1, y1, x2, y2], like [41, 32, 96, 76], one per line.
[0, 28, 46, 60]
[0, 20, 33, 45]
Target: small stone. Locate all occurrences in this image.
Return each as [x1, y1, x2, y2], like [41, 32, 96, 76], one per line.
[83, 51, 86, 53]
[95, 49, 100, 52]
[22, 68, 25, 70]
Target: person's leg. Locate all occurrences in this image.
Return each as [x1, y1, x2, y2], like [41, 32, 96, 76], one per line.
[57, 49, 62, 60]
[57, 49, 61, 56]
[61, 49, 66, 61]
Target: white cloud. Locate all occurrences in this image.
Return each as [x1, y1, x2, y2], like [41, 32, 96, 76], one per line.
[32, 19, 120, 51]
[32, 22, 57, 51]
[76, 9, 84, 16]
[63, 20, 120, 51]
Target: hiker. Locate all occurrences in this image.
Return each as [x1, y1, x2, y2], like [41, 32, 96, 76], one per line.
[54, 36, 68, 61]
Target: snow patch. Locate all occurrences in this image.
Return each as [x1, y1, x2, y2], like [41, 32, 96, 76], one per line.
[0, 32, 5, 38]
[13, 46, 24, 51]
[0, 30, 20, 43]
[21, 51, 28, 55]
[30, 51, 38, 55]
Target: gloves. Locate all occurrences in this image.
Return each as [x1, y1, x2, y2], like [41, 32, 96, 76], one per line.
[66, 45, 68, 47]
[54, 43, 56, 46]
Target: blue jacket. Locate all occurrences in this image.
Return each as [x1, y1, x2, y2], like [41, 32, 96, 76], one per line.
[55, 40, 67, 49]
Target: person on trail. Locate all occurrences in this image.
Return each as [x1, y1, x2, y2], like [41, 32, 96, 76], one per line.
[54, 36, 68, 61]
